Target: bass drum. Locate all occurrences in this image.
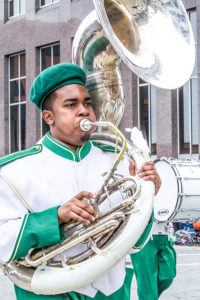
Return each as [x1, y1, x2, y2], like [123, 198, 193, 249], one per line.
[154, 158, 200, 222]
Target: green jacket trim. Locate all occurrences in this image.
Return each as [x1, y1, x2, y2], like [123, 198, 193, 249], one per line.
[8, 206, 64, 263]
[0, 145, 42, 167]
[42, 132, 91, 162]
[133, 212, 154, 249]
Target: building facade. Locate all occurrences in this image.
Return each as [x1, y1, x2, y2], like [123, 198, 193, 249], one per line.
[0, 0, 199, 160]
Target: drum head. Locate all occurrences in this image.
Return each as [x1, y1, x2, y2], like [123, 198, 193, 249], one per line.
[154, 160, 178, 222]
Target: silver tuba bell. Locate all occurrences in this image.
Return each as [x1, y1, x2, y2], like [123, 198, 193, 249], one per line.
[72, 0, 195, 125]
[2, 0, 195, 295]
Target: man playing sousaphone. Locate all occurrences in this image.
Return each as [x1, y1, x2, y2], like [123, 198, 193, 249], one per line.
[0, 63, 161, 300]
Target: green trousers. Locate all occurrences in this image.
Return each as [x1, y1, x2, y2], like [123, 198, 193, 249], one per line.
[14, 268, 134, 300]
[131, 235, 176, 300]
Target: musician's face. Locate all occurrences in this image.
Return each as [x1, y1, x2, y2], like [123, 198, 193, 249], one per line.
[43, 84, 96, 151]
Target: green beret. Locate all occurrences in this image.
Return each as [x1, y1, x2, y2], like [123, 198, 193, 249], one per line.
[30, 63, 86, 110]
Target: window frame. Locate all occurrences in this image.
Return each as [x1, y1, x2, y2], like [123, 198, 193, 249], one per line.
[8, 0, 26, 19]
[137, 78, 157, 156]
[8, 52, 26, 153]
[39, 43, 60, 137]
[177, 9, 198, 156]
[39, 0, 60, 8]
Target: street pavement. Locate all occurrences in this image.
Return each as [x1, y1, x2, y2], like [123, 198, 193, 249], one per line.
[0, 246, 200, 300]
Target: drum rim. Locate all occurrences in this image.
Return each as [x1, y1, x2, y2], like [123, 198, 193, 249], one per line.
[154, 158, 182, 222]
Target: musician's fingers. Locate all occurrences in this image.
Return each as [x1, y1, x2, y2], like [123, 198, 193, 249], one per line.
[143, 161, 154, 166]
[136, 161, 161, 195]
[75, 198, 98, 217]
[129, 160, 136, 176]
[76, 191, 96, 200]
[67, 211, 92, 225]
[57, 201, 97, 224]
[138, 173, 161, 195]
[58, 192, 97, 224]
[73, 191, 98, 216]
[137, 170, 158, 178]
[71, 204, 96, 223]
[140, 174, 158, 182]
[138, 161, 155, 172]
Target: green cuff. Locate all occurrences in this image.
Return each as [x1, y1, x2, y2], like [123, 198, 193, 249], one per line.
[9, 206, 64, 262]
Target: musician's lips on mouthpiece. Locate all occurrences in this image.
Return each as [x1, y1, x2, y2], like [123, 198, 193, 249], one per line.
[74, 119, 89, 129]
[79, 119, 92, 131]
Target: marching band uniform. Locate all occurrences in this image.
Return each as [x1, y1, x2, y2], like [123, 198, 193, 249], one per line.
[0, 132, 153, 300]
[0, 134, 135, 299]
[0, 63, 153, 300]
[131, 222, 176, 300]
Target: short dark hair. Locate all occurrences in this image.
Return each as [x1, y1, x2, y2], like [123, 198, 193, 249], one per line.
[42, 90, 57, 111]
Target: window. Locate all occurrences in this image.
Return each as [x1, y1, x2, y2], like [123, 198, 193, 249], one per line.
[9, 53, 26, 153]
[138, 78, 157, 155]
[40, 43, 60, 136]
[178, 11, 198, 155]
[9, 0, 25, 18]
[40, 0, 59, 7]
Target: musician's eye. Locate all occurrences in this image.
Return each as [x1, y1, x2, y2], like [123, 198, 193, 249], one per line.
[65, 103, 76, 108]
[85, 102, 92, 107]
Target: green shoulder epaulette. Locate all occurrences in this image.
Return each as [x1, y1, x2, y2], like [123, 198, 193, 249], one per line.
[0, 144, 42, 167]
[92, 141, 120, 153]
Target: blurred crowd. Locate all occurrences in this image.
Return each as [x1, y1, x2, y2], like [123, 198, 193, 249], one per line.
[168, 221, 200, 246]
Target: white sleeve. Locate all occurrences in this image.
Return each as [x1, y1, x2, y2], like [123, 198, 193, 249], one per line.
[0, 175, 28, 264]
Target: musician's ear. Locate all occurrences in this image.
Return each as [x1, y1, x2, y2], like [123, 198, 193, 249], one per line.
[42, 110, 54, 126]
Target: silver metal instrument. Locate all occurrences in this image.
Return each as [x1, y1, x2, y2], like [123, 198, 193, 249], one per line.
[72, 0, 195, 125]
[2, 0, 196, 295]
[3, 120, 154, 294]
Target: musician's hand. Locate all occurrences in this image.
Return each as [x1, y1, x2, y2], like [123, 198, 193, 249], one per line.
[129, 160, 161, 195]
[57, 191, 98, 225]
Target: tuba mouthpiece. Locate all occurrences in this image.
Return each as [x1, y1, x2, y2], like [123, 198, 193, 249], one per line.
[80, 119, 92, 131]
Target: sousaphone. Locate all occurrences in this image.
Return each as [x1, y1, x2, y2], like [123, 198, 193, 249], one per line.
[72, 0, 195, 125]
[2, 0, 195, 295]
